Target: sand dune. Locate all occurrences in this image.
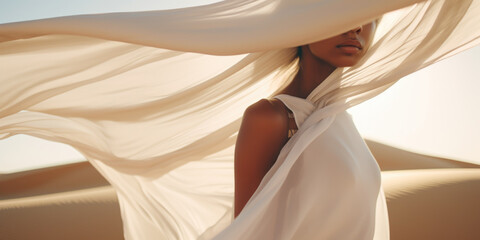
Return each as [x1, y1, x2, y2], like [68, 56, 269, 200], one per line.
[384, 168, 480, 240]
[0, 186, 123, 240]
[0, 161, 110, 200]
[365, 140, 479, 171]
[1, 140, 479, 240]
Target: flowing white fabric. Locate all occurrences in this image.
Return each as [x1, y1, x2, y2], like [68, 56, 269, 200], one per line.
[1, 0, 480, 239]
[211, 94, 389, 239]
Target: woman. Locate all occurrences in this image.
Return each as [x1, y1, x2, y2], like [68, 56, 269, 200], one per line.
[227, 21, 388, 239]
[1, 0, 479, 239]
[235, 22, 377, 217]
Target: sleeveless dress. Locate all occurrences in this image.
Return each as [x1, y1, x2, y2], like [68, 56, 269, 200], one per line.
[213, 94, 390, 239]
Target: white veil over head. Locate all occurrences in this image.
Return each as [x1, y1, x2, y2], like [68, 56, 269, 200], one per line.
[1, 0, 479, 239]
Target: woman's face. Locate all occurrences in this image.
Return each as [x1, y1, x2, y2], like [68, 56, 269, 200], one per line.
[307, 21, 376, 67]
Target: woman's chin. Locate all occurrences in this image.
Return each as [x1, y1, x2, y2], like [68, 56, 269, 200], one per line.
[333, 62, 358, 68]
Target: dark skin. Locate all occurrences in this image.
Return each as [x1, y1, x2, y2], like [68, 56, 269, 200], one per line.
[234, 22, 376, 218]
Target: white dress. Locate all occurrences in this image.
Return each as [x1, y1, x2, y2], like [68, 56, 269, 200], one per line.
[213, 94, 390, 239]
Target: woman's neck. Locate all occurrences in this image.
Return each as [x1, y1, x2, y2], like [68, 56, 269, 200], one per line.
[281, 47, 336, 99]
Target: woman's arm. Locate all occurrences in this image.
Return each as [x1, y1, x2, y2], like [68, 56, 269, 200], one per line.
[234, 99, 289, 218]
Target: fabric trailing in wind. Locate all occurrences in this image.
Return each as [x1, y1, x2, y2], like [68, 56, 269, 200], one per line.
[1, 0, 479, 239]
[209, 94, 390, 239]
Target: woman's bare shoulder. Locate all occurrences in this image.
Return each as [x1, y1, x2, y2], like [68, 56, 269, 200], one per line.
[242, 99, 288, 130]
[239, 98, 289, 142]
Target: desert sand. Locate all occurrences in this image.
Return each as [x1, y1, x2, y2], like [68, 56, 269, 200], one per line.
[1, 140, 479, 240]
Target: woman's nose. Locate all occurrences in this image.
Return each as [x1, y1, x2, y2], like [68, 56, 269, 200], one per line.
[351, 25, 363, 34]
[343, 25, 363, 38]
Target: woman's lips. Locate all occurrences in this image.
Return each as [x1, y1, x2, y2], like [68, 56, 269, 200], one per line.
[337, 40, 362, 54]
[337, 45, 361, 54]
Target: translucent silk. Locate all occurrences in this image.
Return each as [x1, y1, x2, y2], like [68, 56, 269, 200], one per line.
[1, 0, 479, 239]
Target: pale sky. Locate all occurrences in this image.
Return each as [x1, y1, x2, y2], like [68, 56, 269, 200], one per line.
[0, 0, 479, 173]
